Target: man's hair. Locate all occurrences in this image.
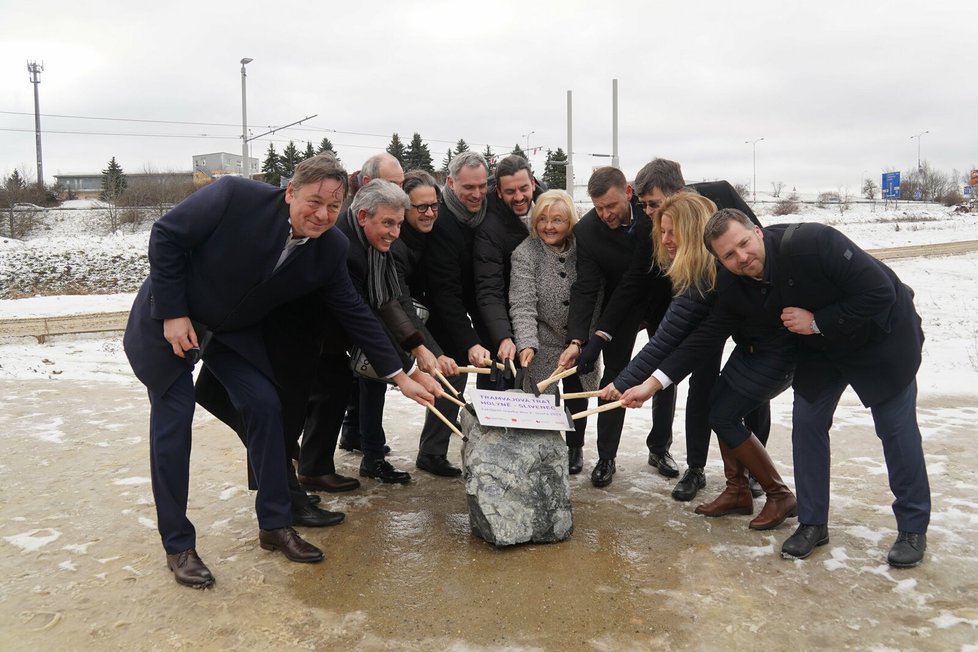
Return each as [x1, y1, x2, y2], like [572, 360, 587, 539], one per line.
[634, 158, 686, 196]
[402, 170, 440, 199]
[529, 190, 579, 242]
[292, 153, 349, 196]
[351, 179, 410, 217]
[587, 166, 627, 198]
[494, 154, 532, 185]
[362, 152, 400, 180]
[652, 192, 717, 297]
[703, 208, 755, 255]
[448, 151, 489, 179]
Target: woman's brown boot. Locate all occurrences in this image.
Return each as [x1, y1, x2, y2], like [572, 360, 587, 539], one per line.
[694, 440, 753, 516]
[729, 434, 797, 530]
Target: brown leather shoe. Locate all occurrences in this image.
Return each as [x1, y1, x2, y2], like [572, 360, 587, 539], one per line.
[259, 527, 324, 563]
[298, 472, 361, 493]
[166, 549, 215, 588]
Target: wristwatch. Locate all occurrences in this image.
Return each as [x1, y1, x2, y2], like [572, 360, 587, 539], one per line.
[810, 319, 822, 335]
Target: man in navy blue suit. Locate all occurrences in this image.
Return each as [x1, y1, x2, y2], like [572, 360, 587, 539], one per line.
[124, 154, 436, 588]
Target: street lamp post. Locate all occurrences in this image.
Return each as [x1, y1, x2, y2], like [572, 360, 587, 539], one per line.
[522, 130, 535, 157]
[240, 57, 253, 177]
[910, 130, 929, 171]
[746, 137, 764, 204]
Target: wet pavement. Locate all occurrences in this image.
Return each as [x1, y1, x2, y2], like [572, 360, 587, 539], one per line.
[2, 377, 977, 650]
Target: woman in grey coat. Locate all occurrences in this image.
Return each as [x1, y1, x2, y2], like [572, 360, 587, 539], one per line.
[509, 190, 601, 474]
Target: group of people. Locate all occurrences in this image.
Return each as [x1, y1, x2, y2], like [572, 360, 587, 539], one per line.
[124, 149, 931, 589]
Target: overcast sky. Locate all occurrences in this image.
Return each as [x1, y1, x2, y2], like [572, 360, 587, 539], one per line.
[2, 0, 975, 194]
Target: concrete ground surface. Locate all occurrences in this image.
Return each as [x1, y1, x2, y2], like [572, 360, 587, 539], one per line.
[2, 373, 977, 652]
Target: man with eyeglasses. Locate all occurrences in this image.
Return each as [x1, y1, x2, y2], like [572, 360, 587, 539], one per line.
[474, 155, 546, 381]
[574, 158, 763, 499]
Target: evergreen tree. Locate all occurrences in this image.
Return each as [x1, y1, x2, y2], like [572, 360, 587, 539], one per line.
[454, 139, 470, 155]
[543, 148, 568, 191]
[511, 143, 527, 159]
[279, 141, 302, 180]
[6, 170, 26, 191]
[317, 137, 339, 159]
[262, 143, 283, 187]
[303, 141, 317, 160]
[100, 157, 127, 202]
[404, 132, 434, 172]
[482, 144, 497, 176]
[441, 148, 454, 174]
[386, 133, 406, 166]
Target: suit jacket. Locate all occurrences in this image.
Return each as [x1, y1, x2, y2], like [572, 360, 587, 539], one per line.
[566, 198, 667, 342]
[593, 180, 759, 339]
[123, 176, 401, 396]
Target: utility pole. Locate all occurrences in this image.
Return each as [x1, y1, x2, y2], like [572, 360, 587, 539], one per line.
[611, 79, 619, 170]
[240, 58, 253, 177]
[27, 61, 44, 189]
[746, 137, 764, 204]
[566, 90, 574, 197]
[910, 130, 928, 171]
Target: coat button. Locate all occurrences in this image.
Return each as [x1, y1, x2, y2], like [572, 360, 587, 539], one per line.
[562, 300, 569, 306]
[559, 271, 567, 278]
[558, 257, 566, 263]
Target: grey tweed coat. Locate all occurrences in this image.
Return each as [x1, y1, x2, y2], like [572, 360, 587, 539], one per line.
[508, 236, 602, 393]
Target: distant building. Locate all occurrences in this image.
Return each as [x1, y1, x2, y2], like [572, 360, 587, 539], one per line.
[54, 172, 194, 200]
[192, 152, 259, 179]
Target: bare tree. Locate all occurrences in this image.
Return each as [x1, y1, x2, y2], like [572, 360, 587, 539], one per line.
[862, 178, 879, 200]
[771, 181, 785, 198]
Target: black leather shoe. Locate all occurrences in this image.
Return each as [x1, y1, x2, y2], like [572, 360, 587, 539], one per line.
[781, 523, 829, 560]
[360, 457, 411, 484]
[748, 474, 763, 499]
[568, 447, 584, 475]
[591, 458, 616, 487]
[291, 503, 345, 527]
[416, 453, 462, 477]
[671, 467, 706, 501]
[259, 527, 324, 563]
[307, 494, 321, 505]
[166, 549, 215, 588]
[648, 450, 679, 478]
[339, 440, 391, 455]
[887, 532, 926, 568]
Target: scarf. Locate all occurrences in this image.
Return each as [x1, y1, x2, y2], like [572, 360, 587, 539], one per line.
[344, 208, 401, 308]
[443, 186, 487, 229]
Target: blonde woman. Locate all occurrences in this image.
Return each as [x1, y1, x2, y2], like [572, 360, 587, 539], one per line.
[509, 190, 601, 474]
[603, 192, 788, 529]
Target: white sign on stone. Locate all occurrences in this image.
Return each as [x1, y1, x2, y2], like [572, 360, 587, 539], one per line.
[469, 389, 573, 432]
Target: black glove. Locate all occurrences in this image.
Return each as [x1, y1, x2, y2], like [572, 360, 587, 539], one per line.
[576, 333, 607, 374]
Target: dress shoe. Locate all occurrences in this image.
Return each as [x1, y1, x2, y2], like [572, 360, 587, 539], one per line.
[748, 474, 763, 499]
[671, 467, 706, 501]
[339, 439, 391, 455]
[416, 453, 462, 477]
[166, 549, 215, 589]
[780, 523, 829, 560]
[648, 450, 679, 478]
[298, 472, 361, 493]
[591, 458, 616, 487]
[568, 447, 584, 475]
[360, 457, 411, 484]
[291, 503, 345, 527]
[887, 531, 926, 568]
[259, 527, 324, 563]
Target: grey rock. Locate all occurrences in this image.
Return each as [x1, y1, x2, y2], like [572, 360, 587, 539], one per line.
[460, 407, 573, 546]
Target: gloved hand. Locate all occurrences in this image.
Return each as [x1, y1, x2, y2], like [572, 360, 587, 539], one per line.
[576, 333, 607, 374]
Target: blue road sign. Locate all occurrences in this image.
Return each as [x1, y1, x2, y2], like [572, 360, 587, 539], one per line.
[882, 172, 901, 199]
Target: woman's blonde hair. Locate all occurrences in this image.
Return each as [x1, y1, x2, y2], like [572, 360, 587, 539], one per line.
[530, 190, 579, 242]
[652, 191, 718, 297]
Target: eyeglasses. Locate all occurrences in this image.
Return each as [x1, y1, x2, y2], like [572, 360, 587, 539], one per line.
[410, 203, 439, 214]
[636, 201, 661, 211]
[538, 217, 568, 227]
